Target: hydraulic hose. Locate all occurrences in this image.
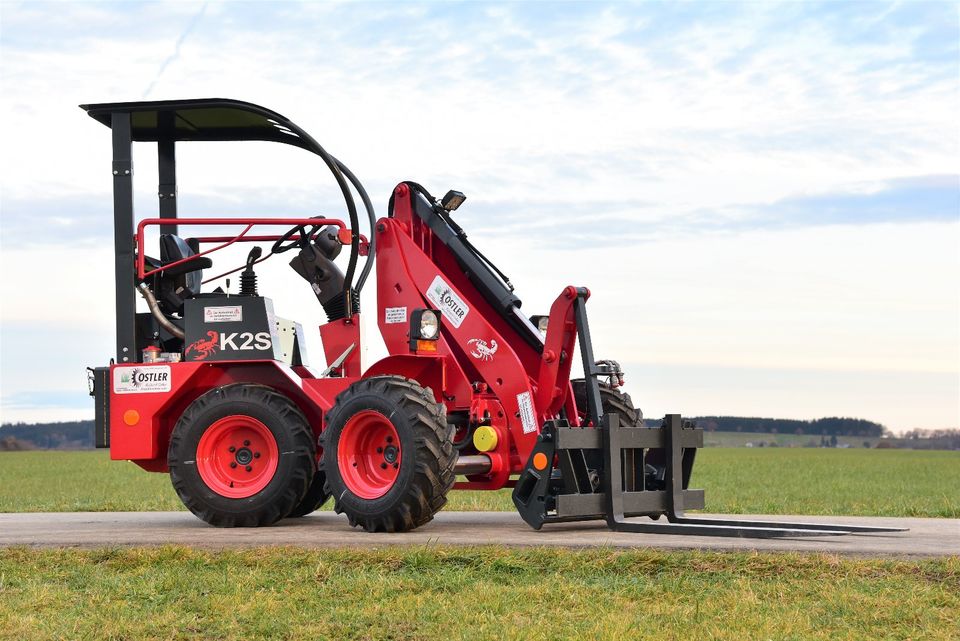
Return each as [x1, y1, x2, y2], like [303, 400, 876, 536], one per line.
[275, 124, 360, 312]
[232, 103, 361, 316]
[333, 157, 377, 294]
[136, 283, 185, 340]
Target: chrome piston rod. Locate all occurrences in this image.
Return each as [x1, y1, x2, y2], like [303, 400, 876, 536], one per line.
[454, 454, 492, 476]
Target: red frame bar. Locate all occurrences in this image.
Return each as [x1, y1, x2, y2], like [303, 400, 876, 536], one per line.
[135, 217, 346, 279]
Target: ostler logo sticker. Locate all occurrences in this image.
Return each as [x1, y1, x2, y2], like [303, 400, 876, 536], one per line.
[114, 366, 172, 394]
[426, 275, 469, 328]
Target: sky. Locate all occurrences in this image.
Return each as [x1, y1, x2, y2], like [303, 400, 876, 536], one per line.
[0, 1, 957, 432]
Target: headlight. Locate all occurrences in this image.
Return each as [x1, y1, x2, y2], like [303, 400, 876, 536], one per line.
[420, 310, 439, 339]
[530, 315, 549, 337]
[410, 309, 441, 352]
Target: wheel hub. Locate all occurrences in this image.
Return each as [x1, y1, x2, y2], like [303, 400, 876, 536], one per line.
[196, 415, 279, 499]
[383, 445, 399, 464]
[337, 410, 402, 499]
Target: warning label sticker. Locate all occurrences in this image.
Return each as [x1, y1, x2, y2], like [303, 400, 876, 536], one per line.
[204, 305, 243, 323]
[385, 307, 407, 324]
[114, 366, 172, 394]
[517, 391, 538, 434]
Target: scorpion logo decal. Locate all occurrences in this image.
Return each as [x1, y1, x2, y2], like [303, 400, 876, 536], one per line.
[468, 338, 498, 362]
[185, 330, 219, 361]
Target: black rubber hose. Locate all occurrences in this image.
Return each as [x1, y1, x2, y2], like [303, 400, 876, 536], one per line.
[294, 132, 360, 307]
[240, 105, 361, 314]
[333, 158, 376, 294]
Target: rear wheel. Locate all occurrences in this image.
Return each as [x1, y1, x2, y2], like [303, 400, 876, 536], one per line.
[323, 376, 456, 532]
[286, 470, 331, 518]
[168, 383, 315, 527]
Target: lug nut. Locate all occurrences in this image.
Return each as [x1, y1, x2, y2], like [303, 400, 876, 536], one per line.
[254, 452, 261, 459]
[376, 447, 383, 453]
[230, 462, 237, 468]
[246, 465, 252, 472]
[228, 446, 236, 453]
[380, 463, 387, 469]
[243, 440, 251, 446]
[386, 436, 393, 444]
[393, 463, 398, 469]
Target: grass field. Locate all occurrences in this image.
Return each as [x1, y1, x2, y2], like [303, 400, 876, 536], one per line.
[2, 450, 957, 640]
[701, 431, 879, 448]
[1, 448, 957, 517]
[0, 546, 957, 641]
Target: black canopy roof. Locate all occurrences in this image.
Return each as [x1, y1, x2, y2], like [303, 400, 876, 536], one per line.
[79, 98, 313, 152]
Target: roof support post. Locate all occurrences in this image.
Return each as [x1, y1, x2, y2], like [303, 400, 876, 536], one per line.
[157, 110, 177, 235]
[111, 112, 138, 363]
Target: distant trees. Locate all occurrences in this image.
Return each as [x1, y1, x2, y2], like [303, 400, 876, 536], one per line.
[690, 416, 887, 438]
[893, 429, 960, 450]
[0, 420, 93, 450]
[0, 435, 32, 451]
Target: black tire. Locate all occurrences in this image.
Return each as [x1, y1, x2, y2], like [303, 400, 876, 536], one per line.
[286, 470, 331, 518]
[322, 376, 456, 533]
[571, 379, 643, 426]
[168, 383, 315, 527]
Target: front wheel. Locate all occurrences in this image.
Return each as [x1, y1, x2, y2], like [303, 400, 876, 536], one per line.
[168, 383, 315, 527]
[571, 379, 643, 426]
[322, 376, 456, 533]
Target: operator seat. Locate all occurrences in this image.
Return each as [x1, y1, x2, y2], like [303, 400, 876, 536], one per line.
[154, 234, 212, 315]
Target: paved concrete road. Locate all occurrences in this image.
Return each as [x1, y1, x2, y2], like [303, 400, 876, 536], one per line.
[0, 512, 956, 558]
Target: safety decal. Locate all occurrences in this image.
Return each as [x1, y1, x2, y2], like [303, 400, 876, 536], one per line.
[516, 391, 538, 434]
[203, 305, 243, 323]
[385, 307, 407, 324]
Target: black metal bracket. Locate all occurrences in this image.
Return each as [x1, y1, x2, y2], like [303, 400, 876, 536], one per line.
[111, 112, 137, 364]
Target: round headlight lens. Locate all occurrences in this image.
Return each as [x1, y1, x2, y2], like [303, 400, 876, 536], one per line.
[420, 310, 439, 339]
[537, 316, 549, 336]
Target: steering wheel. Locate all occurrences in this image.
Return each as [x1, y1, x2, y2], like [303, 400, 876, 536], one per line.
[272, 221, 324, 254]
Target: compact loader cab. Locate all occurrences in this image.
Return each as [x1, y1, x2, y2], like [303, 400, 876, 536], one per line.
[84, 98, 903, 538]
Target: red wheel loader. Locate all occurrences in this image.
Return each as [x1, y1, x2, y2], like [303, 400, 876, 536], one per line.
[84, 99, 901, 537]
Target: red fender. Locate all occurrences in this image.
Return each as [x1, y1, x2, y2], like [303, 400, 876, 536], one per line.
[363, 354, 471, 408]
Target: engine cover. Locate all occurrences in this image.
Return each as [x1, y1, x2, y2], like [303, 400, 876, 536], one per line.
[182, 296, 284, 362]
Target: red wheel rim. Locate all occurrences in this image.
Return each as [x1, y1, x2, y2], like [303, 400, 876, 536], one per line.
[338, 410, 402, 499]
[196, 415, 279, 498]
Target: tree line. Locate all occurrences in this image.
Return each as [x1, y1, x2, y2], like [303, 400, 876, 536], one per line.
[0, 420, 93, 450]
[687, 416, 887, 437]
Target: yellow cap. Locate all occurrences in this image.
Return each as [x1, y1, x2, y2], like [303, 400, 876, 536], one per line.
[472, 425, 498, 452]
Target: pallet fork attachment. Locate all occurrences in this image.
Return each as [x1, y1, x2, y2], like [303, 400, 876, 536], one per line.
[513, 291, 907, 538]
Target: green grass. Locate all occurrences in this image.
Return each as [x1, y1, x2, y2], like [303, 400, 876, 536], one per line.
[701, 430, 880, 448]
[690, 448, 960, 518]
[1, 448, 958, 517]
[0, 546, 956, 641]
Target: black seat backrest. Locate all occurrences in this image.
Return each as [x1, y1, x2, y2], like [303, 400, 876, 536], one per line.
[159, 234, 203, 296]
